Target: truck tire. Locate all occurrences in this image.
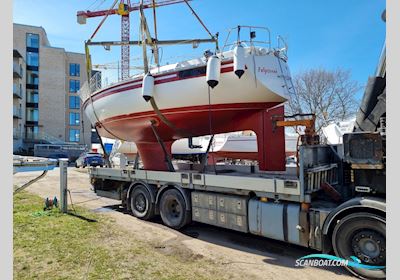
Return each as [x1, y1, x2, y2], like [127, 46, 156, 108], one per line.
[332, 212, 386, 279]
[129, 185, 155, 220]
[159, 189, 190, 229]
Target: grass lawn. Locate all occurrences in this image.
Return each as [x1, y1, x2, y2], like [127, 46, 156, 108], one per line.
[14, 192, 229, 280]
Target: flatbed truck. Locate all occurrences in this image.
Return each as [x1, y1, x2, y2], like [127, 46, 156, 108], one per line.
[88, 127, 386, 279]
[86, 28, 386, 280]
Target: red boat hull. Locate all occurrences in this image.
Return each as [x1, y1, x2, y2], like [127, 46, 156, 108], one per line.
[96, 102, 286, 171]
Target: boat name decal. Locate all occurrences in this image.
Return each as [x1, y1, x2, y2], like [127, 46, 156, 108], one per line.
[258, 67, 277, 74]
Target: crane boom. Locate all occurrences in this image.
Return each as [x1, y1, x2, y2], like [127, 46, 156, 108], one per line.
[77, 0, 189, 21]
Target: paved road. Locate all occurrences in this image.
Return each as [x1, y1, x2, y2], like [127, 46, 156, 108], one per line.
[14, 168, 354, 280]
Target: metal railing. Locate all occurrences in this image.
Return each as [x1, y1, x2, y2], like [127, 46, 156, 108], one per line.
[276, 35, 288, 61]
[78, 71, 103, 102]
[25, 131, 66, 144]
[78, 81, 90, 102]
[13, 84, 22, 98]
[13, 106, 22, 118]
[13, 128, 22, 139]
[222, 26, 272, 52]
[221, 26, 289, 61]
[13, 63, 23, 78]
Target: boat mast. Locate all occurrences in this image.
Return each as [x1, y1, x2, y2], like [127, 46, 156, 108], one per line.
[139, 1, 150, 73]
[152, 0, 160, 67]
[139, 0, 162, 72]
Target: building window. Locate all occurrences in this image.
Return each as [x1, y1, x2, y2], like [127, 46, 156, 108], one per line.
[69, 80, 80, 93]
[69, 63, 80, 77]
[26, 108, 39, 122]
[69, 129, 80, 142]
[27, 70, 39, 85]
[27, 90, 39, 103]
[27, 52, 39, 67]
[26, 126, 39, 139]
[26, 33, 39, 48]
[69, 96, 80, 109]
[69, 112, 80, 126]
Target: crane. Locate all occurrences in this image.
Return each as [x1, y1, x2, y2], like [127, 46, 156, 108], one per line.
[77, 0, 190, 81]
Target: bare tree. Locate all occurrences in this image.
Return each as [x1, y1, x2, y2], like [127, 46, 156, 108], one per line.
[287, 68, 361, 133]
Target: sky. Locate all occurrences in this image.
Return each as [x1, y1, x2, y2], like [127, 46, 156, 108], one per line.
[13, 0, 386, 99]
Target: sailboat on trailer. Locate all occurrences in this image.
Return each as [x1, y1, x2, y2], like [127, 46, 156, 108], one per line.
[78, 0, 295, 171]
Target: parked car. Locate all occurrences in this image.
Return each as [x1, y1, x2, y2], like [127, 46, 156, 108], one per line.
[75, 152, 104, 168]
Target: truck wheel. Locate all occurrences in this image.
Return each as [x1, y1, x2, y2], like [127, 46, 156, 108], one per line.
[129, 185, 155, 220]
[159, 189, 190, 229]
[332, 212, 386, 279]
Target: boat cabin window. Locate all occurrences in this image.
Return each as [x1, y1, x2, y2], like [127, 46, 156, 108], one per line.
[178, 66, 206, 79]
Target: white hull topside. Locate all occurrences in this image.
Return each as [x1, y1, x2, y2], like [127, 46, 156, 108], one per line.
[83, 47, 294, 127]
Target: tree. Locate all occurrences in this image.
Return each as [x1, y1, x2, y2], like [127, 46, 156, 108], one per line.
[287, 68, 361, 133]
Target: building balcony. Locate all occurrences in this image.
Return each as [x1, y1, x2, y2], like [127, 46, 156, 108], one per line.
[13, 84, 22, 99]
[13, 62, 23, 79]
[13, 49, 23, 58]
[13, 106, 22, 119]
[24, 131, 65, 144]
[13, 128, 22, 139]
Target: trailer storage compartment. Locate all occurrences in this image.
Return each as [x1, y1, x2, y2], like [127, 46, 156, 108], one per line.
[191, 191, 248, 232]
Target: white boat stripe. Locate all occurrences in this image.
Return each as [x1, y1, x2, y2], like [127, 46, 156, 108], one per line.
[105, 107, 261, 123]
[155, 74, 178, 81]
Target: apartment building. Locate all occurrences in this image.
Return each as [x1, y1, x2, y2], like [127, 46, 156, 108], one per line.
[13, 49, 25, 152]
[13, 23, 91, 153]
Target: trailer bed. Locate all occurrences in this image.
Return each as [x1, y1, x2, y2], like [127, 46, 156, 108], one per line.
[89, 164, 304, 202]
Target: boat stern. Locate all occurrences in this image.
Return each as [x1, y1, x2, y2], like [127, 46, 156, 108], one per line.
[248, 48, 294, 102]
